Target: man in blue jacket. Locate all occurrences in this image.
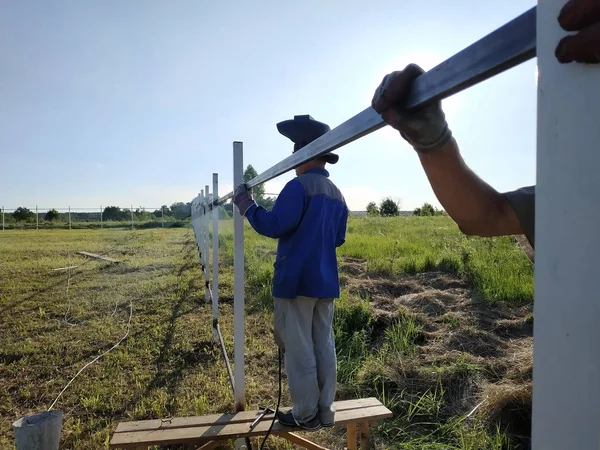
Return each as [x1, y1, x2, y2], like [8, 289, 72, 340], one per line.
[232, 115, 348, 431]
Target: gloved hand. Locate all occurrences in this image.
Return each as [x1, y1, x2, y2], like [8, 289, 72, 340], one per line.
[233, 183, 256, 216]
[556, 0, 600, 63]
[371, 64, 452, 153]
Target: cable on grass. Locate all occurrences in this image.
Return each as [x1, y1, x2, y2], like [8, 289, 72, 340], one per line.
[47, 299, 133, 411]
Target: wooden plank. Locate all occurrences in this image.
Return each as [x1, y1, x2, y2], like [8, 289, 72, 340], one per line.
[115, 398, 382, 433]
[195, 441, 219, 450]
[53, 265, 79, 271]
[109, 404, 392, 448]
[77, 251, 119, 263]
[347, 424, 357, 450]
[359, 422, 371, 450]
[282, 432, 329, 450]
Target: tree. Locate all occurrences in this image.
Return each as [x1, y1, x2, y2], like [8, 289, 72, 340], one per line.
[366, 202, 379, 216]
[413, 202, 443, 216]
[243, 165, 265, 200]
[13, 207, 34, 222]
[103, 206, 127, 221]
[170, 202, 191, 220]
[45, 209, 60, 221]
[379, 198, 400, 217]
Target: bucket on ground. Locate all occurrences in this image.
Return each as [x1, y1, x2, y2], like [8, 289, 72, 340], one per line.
[13, 411, 63, 450]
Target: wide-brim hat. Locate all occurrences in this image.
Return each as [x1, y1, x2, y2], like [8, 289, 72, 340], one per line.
[276, 115, 339, 164]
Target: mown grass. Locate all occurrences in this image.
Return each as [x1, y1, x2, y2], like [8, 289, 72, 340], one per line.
[0, 216, 533, 449]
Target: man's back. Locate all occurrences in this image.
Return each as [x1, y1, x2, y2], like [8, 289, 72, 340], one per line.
[273, 169, 348, 299]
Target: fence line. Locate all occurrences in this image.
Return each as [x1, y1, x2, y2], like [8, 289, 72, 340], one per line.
[1, 206, 171, 230]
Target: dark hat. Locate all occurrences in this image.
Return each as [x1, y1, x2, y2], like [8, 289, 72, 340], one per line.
[276, 115, 339, 164]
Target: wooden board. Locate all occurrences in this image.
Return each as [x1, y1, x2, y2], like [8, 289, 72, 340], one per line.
[282, 432, 329, 450]
[110, 402, 392, 448]
[115, 397, 382, 434]
[77, 251, 119, 263]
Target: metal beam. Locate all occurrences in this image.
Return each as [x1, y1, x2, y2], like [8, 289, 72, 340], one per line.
[217, 6, 536, 204]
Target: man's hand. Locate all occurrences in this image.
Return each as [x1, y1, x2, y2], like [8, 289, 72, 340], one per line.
[233, 183, 256, 216]
[556, 0, 600, 63]
[371, 63, 453, 153]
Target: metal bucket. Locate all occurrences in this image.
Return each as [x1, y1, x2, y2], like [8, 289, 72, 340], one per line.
[13, 411, 63, 450]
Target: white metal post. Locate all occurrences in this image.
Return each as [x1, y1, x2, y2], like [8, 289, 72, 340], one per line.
[233, 141, 245, 416]
[532, 2, 600, 449]
[161, 206, 164, 228]
[68, 206, 71, 230]
[131, 205, 134, 230]
[204, 185, 211, 304]
[100, 206, 103, 228]
[199, 190, 204, 265]
[212, 173, 219, 341]
[2, 206, 4, 230]
[36, 205, 38, 230]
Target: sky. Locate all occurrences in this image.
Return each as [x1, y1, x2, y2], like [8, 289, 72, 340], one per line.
[0, 0, 537, 212]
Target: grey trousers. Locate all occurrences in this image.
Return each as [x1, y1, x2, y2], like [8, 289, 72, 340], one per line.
[273, 296, 337, 424]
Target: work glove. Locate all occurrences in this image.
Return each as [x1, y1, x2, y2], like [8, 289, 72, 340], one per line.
[556, 0, 600, 63]
[371, 64, 452, 153]
[233, 183, 256, 216]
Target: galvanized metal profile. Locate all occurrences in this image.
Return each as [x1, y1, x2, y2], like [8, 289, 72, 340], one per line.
[217, 6, 536, 204]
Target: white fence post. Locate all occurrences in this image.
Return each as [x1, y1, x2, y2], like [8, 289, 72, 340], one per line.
[36, 205, 38, 230]
[200, 190, 204, 261]
[68, 206, 71, 230]
[2, 206, 4, 230]
[204, 185, 211, 304]
[100, 206, 103, 228]
[212, 173, 219, 341]
[532, 2, 600, 449]
[131, 205, 134, 230]
[233, 141, 245, 417]
[161, 206, 164, 228]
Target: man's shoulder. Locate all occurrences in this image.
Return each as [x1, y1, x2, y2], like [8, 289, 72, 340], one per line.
[296, 173, 344, 202]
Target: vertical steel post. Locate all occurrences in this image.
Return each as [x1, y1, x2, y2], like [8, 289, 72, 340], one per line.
[199, 190, 204, 265]
[204, 185, 211, 304]
[161, 206, 164, 228]
[212, 173, 219, 341]
[131, 205, 134, 230]
[2, 206, 4, 230]
[532, 2, 600, 449]
[68, 206, 71, 230]
[233, 141, 245, 417]
[100, 206, 103, 228]
[36, 205, 38, 230]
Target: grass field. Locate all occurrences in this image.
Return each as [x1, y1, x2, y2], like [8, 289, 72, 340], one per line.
[0, 216, 534, 449]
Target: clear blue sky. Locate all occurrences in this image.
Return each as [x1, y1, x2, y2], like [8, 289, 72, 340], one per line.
[1, 0, 536, 212]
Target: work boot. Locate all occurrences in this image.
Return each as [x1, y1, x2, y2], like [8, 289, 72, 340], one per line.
[276, 410, 322, 431]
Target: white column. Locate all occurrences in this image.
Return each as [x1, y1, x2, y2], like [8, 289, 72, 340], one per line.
[233, 141, 245, 414]
[199, 190, 204, 265]
[212, 173, 220, 341]
[532, 2, 600, 449]
[204, 185, 211, 304]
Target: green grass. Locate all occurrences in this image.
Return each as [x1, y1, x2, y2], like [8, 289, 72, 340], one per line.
[0, 216, 533, 449]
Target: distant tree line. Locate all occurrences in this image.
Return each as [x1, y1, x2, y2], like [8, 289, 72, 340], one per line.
[4, 163, 275, 224]
[365, 200, 445, 217]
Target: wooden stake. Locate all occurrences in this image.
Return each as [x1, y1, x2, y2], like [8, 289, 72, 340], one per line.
[347, 424, 357, 450]
[359, 422, 371, 449]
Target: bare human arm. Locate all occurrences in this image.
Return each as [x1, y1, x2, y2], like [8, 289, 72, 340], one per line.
[371, 64, 524, 239]
[416, 138, 523, 237]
